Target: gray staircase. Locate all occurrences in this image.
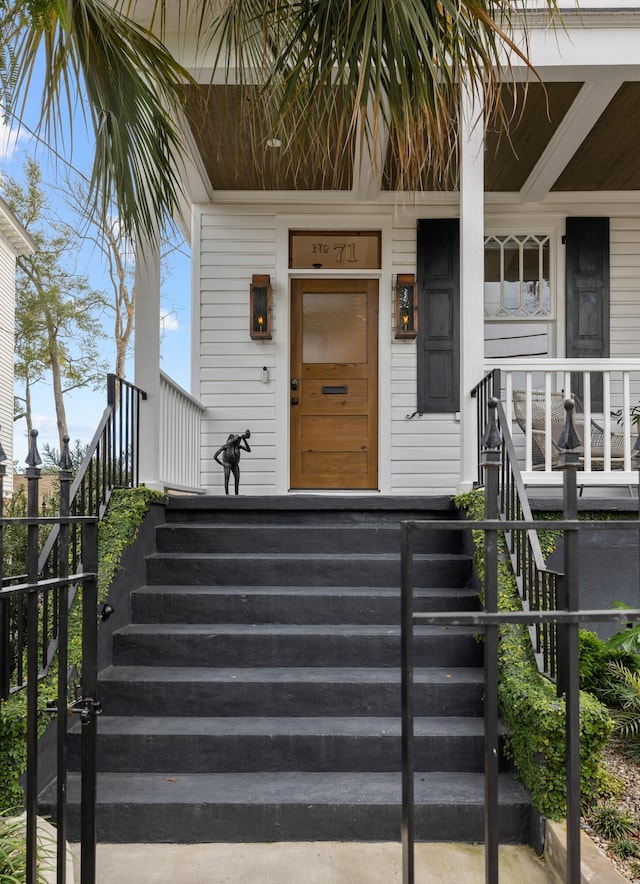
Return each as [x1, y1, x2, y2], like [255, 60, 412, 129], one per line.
[42, 496, 532, 843]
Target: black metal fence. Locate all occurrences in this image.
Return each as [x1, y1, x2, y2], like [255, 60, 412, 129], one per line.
[0, 373, 145, 883]
[473, 370, 564, 682]
[0, 469, 99, 883]
[401, 396, 640, 883]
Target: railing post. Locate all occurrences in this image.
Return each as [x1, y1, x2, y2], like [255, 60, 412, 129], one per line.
[57, 437, 73, 880]
[25, 429, 42, 884]
[0, 429, 8, 701]
[401, 521, 415, 884]
[481, 399, 502, 884]
[80, 519, 99, 884]
[556, 400, 582, 884]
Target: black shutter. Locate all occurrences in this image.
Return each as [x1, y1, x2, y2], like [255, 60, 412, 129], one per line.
[565, 216, 610, 410]
[416, 219, 460, 413]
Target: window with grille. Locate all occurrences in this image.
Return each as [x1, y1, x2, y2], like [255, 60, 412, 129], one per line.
[484, 234, 553, 358]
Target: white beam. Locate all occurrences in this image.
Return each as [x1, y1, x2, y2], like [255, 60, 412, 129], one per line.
[459, 83, 485, 491]
[352, 104, 390, 201]
[134, 233, 163, 490]
[520, 80, 623, 203]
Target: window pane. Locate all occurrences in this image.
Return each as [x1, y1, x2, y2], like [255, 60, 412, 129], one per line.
[302, 292, 367, 363]
[484, 235, 552, 319]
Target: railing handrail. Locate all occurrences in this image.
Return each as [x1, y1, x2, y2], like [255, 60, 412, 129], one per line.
[474, 369, 563, 681]
[484, 356, 640, 371]
[37, 374, 147, 575]
[495, 398, 552, 576]
[159, 370, 205, 412]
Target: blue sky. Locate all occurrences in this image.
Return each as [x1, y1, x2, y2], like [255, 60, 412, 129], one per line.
[0, 93, 192, 466]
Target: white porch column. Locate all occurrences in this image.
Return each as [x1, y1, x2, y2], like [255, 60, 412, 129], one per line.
[134, 234, 163, 490]
[459, 82, 485, 491]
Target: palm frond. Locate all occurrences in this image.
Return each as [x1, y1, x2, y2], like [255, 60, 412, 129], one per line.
[1, 0, 193, 242]
[204, 0, 562, 189]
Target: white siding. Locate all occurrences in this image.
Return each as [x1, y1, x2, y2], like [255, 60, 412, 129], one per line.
[195, 202, 640, 497]
[196, 204, 463, 496]
[389, 218, 461, 495]
[0, 235, 15, 495]
[198, 210, 278, 494]
[609, 217, 640, 410]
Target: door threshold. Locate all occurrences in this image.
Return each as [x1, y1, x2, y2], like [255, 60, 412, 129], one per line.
[288, 489, 380, 495]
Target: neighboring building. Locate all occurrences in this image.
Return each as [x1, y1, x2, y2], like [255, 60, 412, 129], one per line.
[0, 196, 34, 497]
[129, 2, 640, 497]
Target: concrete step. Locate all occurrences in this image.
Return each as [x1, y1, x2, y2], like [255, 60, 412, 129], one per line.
[163, 495, 457, 525]
[130, 585, 480, 625]
[97, 666, 485, 717]
[111, 623, 483, 668]
[155, 524, 462, 555]
[67, 716, 503, 774]
[144, 552, 472, 588]
[40, 770, 532, 843]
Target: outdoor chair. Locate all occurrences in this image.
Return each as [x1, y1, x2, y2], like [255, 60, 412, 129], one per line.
[512, 389, 638, 470]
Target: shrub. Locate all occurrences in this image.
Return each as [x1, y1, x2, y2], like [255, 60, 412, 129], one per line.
[0, 487, 165, 812]
[579, 630, 640, 700]
[0, 812, 50, 883]
[609, 836, 640, 860]
[455, 489, 614, 821]
[589, 800, 637, 840]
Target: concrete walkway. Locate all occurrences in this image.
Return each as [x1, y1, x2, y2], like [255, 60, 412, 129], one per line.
[73, 842, 553, 883]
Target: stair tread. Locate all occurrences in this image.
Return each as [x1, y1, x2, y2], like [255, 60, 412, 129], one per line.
[165, 494, 455, 512]
[147, 552, 470, 561]
[116, 623, 478, 636]
[132, 585, 478, 596]
[90, 716, 494, 736]
[99, 665, 484, 683]
[43, 771, 529, 805]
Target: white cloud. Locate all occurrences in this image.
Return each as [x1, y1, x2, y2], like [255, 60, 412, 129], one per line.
[0, 117, 29, 161]
[160, 309, 180, 332]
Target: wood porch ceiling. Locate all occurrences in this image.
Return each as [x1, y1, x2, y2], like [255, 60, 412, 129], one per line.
[182, 81, 640, 196]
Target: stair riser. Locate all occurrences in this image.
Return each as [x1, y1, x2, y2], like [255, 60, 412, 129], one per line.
[49, 801, 530, 844]
[97, 680, 484, 717]
[155, 525, 462, 556]
[131, 590, 479, 625]
[164, 504, 456, 527]
[145, 556, 472, 588]
[68, 733, 502, 774]
[112, 632, 483, 668]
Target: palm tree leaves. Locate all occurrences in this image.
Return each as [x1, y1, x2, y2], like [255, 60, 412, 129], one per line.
[0, 1, 562, 238]
[208, 0, 560, 189]
[1, 0, 192, 241]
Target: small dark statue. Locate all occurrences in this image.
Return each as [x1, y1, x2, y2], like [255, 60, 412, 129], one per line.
[214, 430, 251, 494]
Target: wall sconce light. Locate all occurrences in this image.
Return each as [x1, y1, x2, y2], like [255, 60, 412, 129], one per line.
[250, 274, 272, 340]
[394, 273, 417, 339]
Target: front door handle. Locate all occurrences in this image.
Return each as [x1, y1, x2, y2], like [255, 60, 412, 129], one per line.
[291, 397, 299, 405]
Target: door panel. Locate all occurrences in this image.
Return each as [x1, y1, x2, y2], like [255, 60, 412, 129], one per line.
[291, 279, 378, 489]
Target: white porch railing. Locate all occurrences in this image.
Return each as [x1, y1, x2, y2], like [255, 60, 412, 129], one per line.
[485, 358, 640, 487]
[159, 371, 205, 493]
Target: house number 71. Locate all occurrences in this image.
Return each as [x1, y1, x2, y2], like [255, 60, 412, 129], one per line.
[333, 243, 357, 263]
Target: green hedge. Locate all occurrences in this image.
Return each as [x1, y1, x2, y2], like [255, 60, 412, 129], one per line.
[455, 489, 614, 820]
[0, 487, 165, 812]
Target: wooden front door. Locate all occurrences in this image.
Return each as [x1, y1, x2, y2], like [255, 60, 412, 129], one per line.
[290, 279, 379, 489]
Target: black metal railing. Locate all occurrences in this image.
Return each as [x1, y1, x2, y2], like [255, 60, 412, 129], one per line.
[401, 400, 640, 884]
[3, 375, 146, 685]
[0, 375, 144, 883]
[0, 504, 99, 884]
[39, 373, 146, 578]
[472, 369, 563, 681]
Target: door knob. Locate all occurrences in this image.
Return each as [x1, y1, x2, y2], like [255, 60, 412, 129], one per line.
[291, 397, 299, 405]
